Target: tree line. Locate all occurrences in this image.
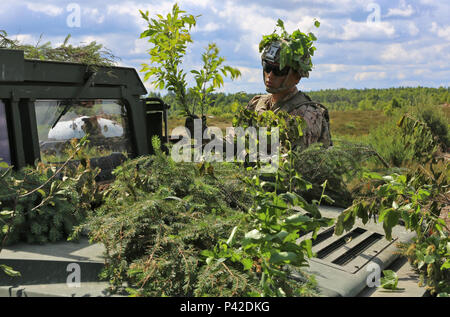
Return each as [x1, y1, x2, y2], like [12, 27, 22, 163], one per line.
[150, 86, 450, 116]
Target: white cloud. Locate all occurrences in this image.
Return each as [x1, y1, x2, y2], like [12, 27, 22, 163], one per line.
[408, 22, 419, 36]
[315, 64, 348, 73]
[323, 19, 396, 41]
[83, 8, 106, 24]
[236, 66, 261, 84]
[386, 0, 415, 17]
[396, 72, 406, 79]
[179, 0, 210, 7]
[430, 22, 450, 41]
[381, 43, 421, 63]
[131, 38, 149, 55]
[194, 22, 221, 33]
[106, 2, 175, 31]
[354, 71, 386, 81]
[25, 2, 63, 17]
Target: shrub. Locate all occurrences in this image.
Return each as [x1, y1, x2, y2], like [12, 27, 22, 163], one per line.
[412, 104, 450, 150]
[0, 138, 101, 245]
[80, 138, 259, 296]
[365, 110, 415, 167]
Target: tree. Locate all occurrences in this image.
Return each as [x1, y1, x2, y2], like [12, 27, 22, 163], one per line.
[139, 4, 240, 118]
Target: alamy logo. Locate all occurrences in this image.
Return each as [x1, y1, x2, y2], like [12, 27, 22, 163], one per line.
[171, 119, 280, 172]
[366, 3, 381, 24]
[366, 262, 381, 288]
[66, 3, 81, 28]
[66, 263, 81, 288]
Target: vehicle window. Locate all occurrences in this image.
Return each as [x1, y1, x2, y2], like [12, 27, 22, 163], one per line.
[0, 100, 11, 166]
[35, 99, 131, 163]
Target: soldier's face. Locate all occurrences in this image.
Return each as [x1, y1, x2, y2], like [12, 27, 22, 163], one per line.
[264, 65, 300, 91]
[264, 65, 287, 89]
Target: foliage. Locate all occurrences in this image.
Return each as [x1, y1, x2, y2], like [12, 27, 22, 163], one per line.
[0, 30, 118, 67]
[0, 137, 101, 246]
[233, 105, 388, 208]
[232, 105, 306, 155]
[364, 110, 416, 167]
[292, 140, 390, 208]
[380, 270, 401, 290]
[190, 43, 241, 116]
[202, 111, 333, 297]
[140, 4, 240, 117]
[82, 110, 334, 297]
[334, 113, 449, 295]
[79, 136, 260, 296]
[383, 97, 402, 116]
[219, 165, 332, 296]
[412, 104, 450, 150]
[139, 4, 197, 116]
[259, 19, 320, 76]
[155, 87, 450, 117]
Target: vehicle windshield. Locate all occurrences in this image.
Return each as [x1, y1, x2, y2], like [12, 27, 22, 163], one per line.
[35, 99, 131, 163]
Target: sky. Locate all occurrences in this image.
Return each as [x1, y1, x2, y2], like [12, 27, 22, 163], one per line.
[1, 0, 449, 94]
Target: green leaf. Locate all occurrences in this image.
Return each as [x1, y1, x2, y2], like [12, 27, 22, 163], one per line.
[335, 207, 356, 236]
[2, 224, 9, 234]
[314, 20, 320, 28]
[441, 260, 450, 270]
[269, 251, 297, 265]
[285, 213, 311, 225]
[300, 239, 313, 258]
[380, 270, 399, 290]
[241, 258, 253, 271]
[276, 19, 285, 29]
[382, 209, 400, 240]
[0, 264, 21, 277]
[0, 210, 13, 217]
[424, 255, 435, 264]
[245, 229, 264, 241]
[201, 250, 214, 258]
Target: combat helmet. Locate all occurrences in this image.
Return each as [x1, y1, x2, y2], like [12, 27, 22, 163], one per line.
[261, 39, 311, 79]
[259, 19, 318, 93]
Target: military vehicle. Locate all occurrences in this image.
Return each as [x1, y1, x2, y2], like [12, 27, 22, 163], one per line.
[0, 48, 169, 180]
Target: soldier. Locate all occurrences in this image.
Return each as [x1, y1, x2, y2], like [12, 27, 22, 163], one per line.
[247, 39, 332, 150]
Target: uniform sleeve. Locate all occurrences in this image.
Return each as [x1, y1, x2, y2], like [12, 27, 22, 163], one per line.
[290, 105, 332, 148]
[246, 95, 262, 111]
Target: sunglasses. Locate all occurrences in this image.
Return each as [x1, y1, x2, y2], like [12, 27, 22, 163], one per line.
[263, 61, 290, 77]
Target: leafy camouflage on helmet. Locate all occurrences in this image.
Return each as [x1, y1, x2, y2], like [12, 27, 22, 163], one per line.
[259, 19, 320, 78]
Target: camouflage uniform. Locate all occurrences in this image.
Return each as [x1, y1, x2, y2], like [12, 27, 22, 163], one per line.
[247, 88, 332, 149]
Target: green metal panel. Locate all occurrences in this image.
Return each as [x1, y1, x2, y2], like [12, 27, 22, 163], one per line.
[7, 98, 26, 169]
[0, 49, 24, 82]
[19, 99, 40, 166]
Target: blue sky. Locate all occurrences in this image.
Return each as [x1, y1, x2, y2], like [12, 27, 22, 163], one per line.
[1, 0, 449, 94]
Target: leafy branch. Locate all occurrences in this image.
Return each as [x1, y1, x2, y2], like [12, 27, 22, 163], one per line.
[139, 3, 240, 117]
[190, 43, 241, 116]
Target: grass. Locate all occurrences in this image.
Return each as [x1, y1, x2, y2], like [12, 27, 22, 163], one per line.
[167, 105, 450, 141]
[329, 110, 387, 137]
[168, 115, 234, 135]
[168, 110, 387, 138]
